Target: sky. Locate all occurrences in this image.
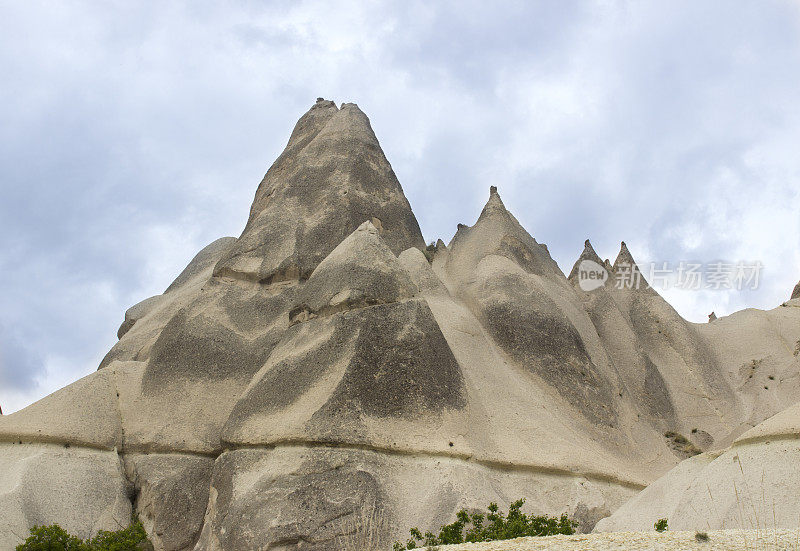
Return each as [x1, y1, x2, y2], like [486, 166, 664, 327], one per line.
[1, 0, 799, 414]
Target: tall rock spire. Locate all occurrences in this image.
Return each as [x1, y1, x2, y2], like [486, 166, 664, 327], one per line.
[446, 186, 563, 280]
[792, 279, 800, 300]
[568, 239, 604, 282]
[213, 99, 425, 283]
[611, 241, 651, 291]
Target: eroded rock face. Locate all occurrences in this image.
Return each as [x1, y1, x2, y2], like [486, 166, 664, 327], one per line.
[124, 454, 214, 551]
[2, 99, 800, 549]
[595, 400, 800, 532]
[213, 100, 425, 284]
[0, 443, 131, 551]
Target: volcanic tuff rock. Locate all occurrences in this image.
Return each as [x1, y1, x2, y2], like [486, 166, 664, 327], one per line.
[1, 99, 800, 550]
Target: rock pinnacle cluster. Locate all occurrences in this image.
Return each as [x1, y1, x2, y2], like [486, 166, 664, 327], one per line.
[1, 100, 799, 550]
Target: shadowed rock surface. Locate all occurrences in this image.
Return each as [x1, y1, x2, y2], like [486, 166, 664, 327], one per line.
[1, 99, 800, 550]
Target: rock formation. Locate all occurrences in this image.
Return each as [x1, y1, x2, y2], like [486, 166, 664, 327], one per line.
[1, 99, 799, 550]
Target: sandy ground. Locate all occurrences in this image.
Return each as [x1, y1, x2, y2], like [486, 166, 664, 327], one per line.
[429, 530, 800, 550]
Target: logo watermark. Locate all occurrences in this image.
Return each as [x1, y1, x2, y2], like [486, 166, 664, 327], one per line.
[577, 261, 763, 292]
[577, 259, 609, 291]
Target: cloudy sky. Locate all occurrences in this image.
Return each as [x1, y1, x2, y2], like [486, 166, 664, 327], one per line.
[1, 1, 799, 413]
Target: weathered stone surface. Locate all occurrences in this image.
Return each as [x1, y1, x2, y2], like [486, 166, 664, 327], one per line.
[0, 443, 131, 550]
[291, 220, 417, 320]
[398, 246, 449, 296]
[223, 298, 467, 447]
[596, 413, 800, 531]
[213, 100, 425, 283]
[0, 369, 121, 450]
[195, 447, 637, 550]
[124, 454, 214, 551]
[118, 295, 164, 339]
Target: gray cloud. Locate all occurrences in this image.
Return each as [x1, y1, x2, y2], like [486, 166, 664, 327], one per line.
[0, 324, 44, 393]
[1, 0, 799, 412]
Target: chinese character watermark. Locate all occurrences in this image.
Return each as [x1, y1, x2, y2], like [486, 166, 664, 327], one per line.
[576, 260, 763, 292]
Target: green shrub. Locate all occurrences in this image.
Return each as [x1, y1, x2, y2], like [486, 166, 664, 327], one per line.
[15, 525, 85, 551]
[393, 499, 576, 549]
[654, 518, 668, 532]
[86, 521, 149, 551]
[17, 520, 151, 551]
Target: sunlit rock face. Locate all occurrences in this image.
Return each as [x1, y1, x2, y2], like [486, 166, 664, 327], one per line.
[1, 99, 799, 550]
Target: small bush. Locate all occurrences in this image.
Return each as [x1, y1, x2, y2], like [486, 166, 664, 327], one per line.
[17, 520, 151, 551]
[15, 525, 85, 551]
[86, 521, 149, 551]
[393, 499, 576, 549]
[654, 518, 668, 532]
[695, 531, 709, 542]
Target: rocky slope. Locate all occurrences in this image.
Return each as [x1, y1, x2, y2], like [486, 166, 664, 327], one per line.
[1, 99, 799, 550]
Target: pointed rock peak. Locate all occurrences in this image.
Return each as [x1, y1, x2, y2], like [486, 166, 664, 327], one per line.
[613, 241, 636, 271]
[792, 280, 800, 300]
[583, 239, 600, 259]
[436, 238, 447, 250]
[284, 98, 339, 152]
[477, 186, 512, 224]
[293, 220, 417, 322]
[611, 241, 654, 292]
[446, 186, 563, 281]
[568, 238, 605, 282]
[213, 100, 425, 283]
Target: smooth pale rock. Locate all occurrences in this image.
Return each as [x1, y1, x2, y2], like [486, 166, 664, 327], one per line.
[593, 452, 717, 532]
[0, 443, 131, 550]
[596, 440, 800, 532]
[431, 529, 800, 551]
[0, 369, 121, 450]
[597, 398, 800, 532]
[398, 246, 449, 296]
[118, 295, 164, 339]
[124, 453, 213, 551]
[293, 220, 418, 319]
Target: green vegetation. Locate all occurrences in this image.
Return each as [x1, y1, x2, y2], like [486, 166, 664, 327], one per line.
[393, 499, 576, 549]
[17, 520, 151, 551]
[695, 531, 709, 542]
[654, 518, 668, 532]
